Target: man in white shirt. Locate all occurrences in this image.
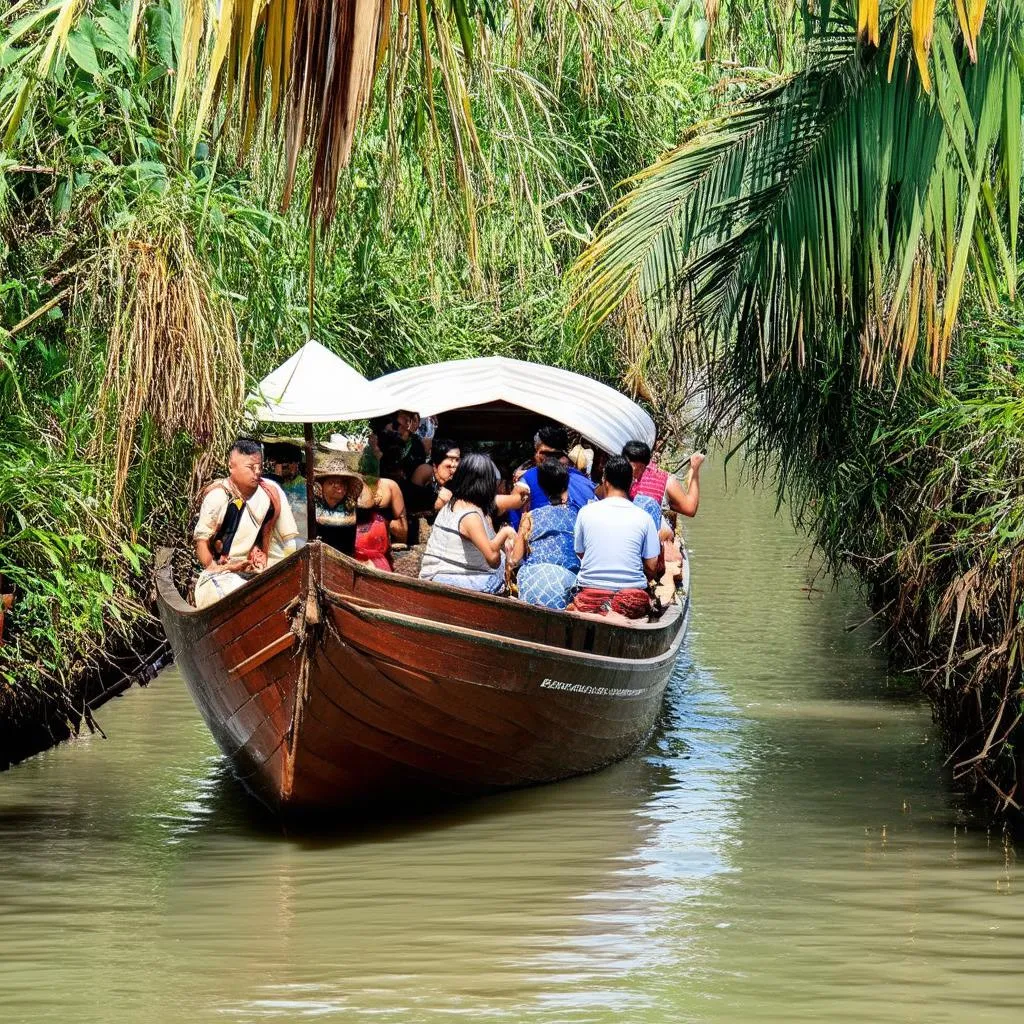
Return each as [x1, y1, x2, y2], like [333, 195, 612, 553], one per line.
[193, 438, 300, 609]
[570, 455, 661, 618]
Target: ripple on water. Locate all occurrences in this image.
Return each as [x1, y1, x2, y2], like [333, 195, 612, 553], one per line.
[1, 471, 1023, 1023]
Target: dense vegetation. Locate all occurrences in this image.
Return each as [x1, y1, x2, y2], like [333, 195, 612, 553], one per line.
[3, 0, 1023, 818]
[0, 0, 741, 761]
[577, 1, 1024, 812]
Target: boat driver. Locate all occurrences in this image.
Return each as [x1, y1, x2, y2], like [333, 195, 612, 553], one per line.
[193, 438, 300, 609]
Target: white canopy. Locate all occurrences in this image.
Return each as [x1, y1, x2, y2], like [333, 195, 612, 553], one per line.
[246, 340, 398, 423]
[376, 356, 655, 453]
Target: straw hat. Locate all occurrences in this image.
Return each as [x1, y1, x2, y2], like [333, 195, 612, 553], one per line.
[314, 451, 363, 483]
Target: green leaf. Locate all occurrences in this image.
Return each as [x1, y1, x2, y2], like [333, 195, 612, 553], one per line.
[52, 176, 72, 214]
[146, 5, 175, 70]
[66, 19, 102, 78]
[452, 0, 474, 64]
[1005, 62, 1021, 272]
[119, 541, 140, 573]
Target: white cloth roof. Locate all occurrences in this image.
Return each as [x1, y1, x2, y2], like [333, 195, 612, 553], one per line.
[376, 356, 655, 453]
[246, 340, 398, 423]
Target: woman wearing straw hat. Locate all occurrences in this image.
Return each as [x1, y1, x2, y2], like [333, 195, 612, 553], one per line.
[314, 453, 364, 555]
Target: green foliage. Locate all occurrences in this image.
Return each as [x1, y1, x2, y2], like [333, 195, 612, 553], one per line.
[0, 0, 706, 742]
[737, 307, 1024, 808]
[575, 1, 1023, 391]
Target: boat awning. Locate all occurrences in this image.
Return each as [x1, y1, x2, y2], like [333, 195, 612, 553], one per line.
[246, 340, 398, 423]
[375, 357, 655, 453]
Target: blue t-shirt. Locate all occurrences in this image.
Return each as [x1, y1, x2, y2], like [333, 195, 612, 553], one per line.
[511, 466, 595, 528]
[573, 497, 660, 591]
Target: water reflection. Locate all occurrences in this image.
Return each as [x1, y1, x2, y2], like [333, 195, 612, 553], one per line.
[1, 468, 1022, 1022]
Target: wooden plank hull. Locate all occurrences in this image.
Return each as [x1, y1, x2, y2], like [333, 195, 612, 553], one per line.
[156, 543, 688, 814]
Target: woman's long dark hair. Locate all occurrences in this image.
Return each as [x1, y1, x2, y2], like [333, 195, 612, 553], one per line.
[448, 452, 498, 512]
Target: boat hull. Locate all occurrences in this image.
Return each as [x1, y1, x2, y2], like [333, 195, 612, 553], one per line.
[156, 542, 688, 813]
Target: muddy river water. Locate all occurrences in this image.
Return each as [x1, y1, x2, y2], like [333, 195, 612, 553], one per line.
[2, 468, 1022, 1022]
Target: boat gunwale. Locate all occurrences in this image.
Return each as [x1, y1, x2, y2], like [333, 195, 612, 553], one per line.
[155, 542, 689, 666]
[323, 586, 689, 670]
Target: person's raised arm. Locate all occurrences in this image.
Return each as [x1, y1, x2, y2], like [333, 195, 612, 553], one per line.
[459, 512, 516, 568]
[665, 453, 705, 518]
[494, 483, 529, 514]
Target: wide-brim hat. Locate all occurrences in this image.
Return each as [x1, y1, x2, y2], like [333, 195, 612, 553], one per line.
[313, 451, 363, 482]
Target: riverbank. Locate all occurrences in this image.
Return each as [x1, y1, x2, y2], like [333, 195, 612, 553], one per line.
[0, 629, 169, 771]
[727, 307, 1024, 817]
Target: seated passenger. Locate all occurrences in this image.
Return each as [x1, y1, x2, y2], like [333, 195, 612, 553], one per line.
[419, 453, 516, 594]
[358, 415, 397, 477]
[393, 409, 428, 477]
[511, 424, 595, 528]
[193, 438, 299, 609]
[509, 459, 580, 610]
[567, 455, 660, 620]
[314, 456, 362, 555]
[370, 470, 408, 545]
[263, 440, 308, 540]
[354, 483, 394, 572]
[402, 438, 459, 546]
[622, 440, 705, 519]
[417, 413, 438, 457]
[409, 438, 461, 515]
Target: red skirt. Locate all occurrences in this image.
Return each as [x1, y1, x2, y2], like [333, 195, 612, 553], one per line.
[566, 587, 651, 619]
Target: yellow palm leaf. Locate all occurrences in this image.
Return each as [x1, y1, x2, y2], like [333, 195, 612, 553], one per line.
[173, 0, 205, 123]
[968, 0, 988, 44]
[37, 0, 83, 75]
[857, 0, 880, 47]
[910, 0, 937, 93]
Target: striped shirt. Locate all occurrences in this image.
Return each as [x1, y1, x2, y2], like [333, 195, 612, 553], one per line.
[573, 497, 660, 591]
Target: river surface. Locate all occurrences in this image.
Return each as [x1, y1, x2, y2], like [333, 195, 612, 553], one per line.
[2, 469, 1022, 1023]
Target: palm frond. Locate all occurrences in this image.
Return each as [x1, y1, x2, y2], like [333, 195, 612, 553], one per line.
[573, 2, 1023, 390]
[2, 0, 622, 227]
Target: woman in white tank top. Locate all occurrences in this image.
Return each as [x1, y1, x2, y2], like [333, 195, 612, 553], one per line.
[419, 454, 516, 594]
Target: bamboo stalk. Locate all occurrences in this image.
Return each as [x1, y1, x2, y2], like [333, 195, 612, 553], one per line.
[6, 286, 73, 336]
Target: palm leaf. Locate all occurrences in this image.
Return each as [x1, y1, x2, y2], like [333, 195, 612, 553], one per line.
[573, 2, 1023, 394]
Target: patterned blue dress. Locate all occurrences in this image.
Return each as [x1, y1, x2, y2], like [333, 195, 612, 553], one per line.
[517, 503, 580, 609]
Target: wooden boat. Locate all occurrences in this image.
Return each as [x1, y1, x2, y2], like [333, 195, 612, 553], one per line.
[155, 541, 689, 814]
[157, 348, 691, 814]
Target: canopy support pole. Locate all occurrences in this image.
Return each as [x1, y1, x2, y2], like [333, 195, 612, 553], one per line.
[304, 422, 317, 541]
